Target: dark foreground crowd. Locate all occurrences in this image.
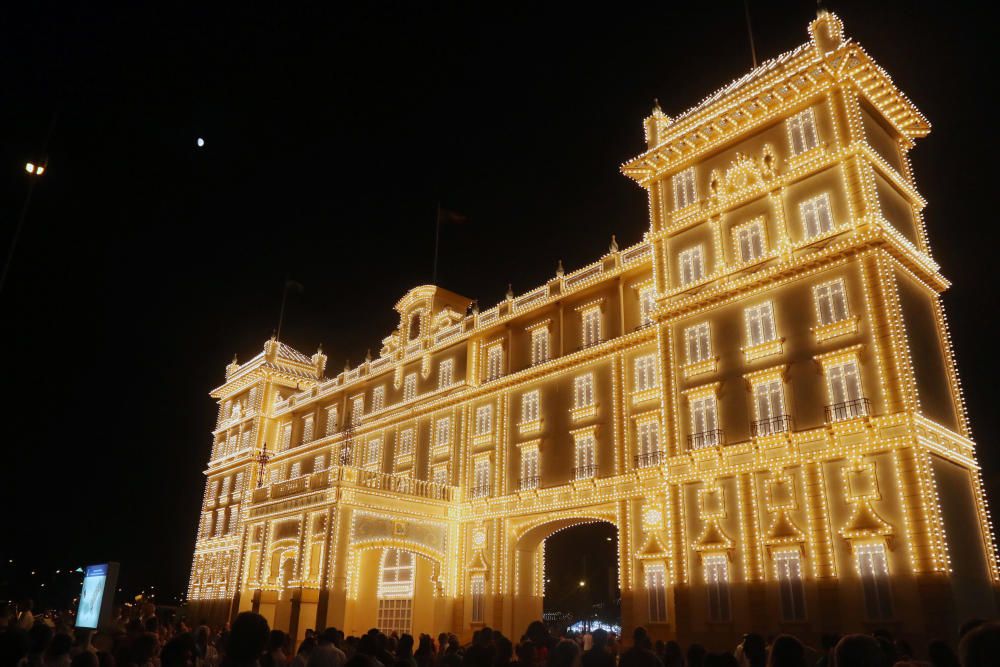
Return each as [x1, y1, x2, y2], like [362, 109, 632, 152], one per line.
[2, 601, 999, 667]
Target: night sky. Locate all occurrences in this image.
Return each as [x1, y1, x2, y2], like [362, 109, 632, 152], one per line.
[2, 1, 996, 609]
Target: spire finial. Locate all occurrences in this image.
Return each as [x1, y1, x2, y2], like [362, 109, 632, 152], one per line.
[365, 348, 372, 362]
[317, 343, 323, 354]
[343, 359, 350, 372]
[653, 98, 663, 114]
[556, 259, 565, 278]
[506, 283, 514, 299]
[231, 353, 238, 365]
[609, 234, 619, 253]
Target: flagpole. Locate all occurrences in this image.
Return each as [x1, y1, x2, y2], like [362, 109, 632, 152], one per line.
[432, 201, 441, 285]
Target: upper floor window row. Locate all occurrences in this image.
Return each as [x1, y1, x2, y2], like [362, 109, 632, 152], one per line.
[673, 167, 698, 210]
[787, 108, 820, 156]
[679, 245, 706, 286]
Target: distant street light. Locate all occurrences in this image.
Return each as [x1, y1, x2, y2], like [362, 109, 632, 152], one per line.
[578, 580, 586, 587]
[25, 162, 46, 175]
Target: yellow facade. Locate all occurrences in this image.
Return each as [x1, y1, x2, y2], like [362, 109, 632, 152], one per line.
[188, 12, 998, 648]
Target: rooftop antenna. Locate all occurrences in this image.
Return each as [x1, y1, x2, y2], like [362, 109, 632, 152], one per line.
[743, 0, 759, 69]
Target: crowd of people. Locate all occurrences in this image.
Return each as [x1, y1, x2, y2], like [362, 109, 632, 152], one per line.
[2, 600, 998, 667]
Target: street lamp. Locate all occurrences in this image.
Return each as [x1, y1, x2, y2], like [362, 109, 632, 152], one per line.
[25, 162, 46, 176]
[578, 580, 586, 587]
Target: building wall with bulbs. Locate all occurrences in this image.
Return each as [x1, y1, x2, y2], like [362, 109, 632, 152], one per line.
[186, 12, 998, 648]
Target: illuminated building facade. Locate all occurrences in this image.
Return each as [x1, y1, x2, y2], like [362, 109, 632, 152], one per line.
[188, 12, 998, 647]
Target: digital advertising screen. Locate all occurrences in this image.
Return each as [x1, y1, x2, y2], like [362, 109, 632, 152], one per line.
[75, 562, 118, 629]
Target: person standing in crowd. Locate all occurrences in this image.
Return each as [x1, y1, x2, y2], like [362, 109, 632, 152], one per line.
[661, 641, 683, 667]
[411, 636, 433, 667]
[392, 636, 415, 667]
[764, 635, 804, 667]
[260, 631, 287, 667]
[958, 621, 1000, 667]
[580, 629, 614, 667]
[16, 603, 35, 632]
[619, 628, 662, 667]
[221, 613, 269, 667]
[549, 640, 581, 667]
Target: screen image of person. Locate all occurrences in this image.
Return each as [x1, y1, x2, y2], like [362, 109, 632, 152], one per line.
[76, 564, 108, 628]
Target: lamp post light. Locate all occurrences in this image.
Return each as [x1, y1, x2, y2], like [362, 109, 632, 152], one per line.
[256, 443, 270, 488]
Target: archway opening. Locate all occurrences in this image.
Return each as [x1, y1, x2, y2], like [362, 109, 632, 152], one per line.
[541, 522, 620, 633]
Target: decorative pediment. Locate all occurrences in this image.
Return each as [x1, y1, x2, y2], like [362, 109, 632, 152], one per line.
[380, 332, 400, 357]
[693, 520, 735, 552]
[636, 532, 670, 560]
[467, 550, 489, 572]
[433, 307, 464, 331]
[764, 511, 806, 545]
[709, 144, 779, 203]
[839, 461, 894, 540]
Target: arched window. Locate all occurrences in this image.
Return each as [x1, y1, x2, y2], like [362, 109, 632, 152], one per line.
[377, 549, 415, 634]
[408, 313, 421, 341]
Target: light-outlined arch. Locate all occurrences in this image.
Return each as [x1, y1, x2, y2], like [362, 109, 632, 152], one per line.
[346, 538, 447, 600]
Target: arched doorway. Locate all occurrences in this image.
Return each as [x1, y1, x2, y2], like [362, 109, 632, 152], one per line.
[509, 514, 620, 636]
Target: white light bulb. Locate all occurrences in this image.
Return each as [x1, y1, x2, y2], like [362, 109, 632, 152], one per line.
[197, 138, 205, 147]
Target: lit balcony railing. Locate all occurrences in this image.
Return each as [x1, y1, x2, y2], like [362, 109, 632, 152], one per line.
[574, 464, 598, 480]
[825, 398, 871, 423]
[353, 468, 456, 501]
[634, 451, 663, 468]
[751, 415, 793, 437]
[519, 476, 539, 491]
[688, 429, 723, 450]
[471, 484, 491, 499]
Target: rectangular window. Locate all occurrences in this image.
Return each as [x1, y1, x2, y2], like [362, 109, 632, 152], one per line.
[634, 354, 659, 392]
[486, 345, 504, 381]
[472, 459, 491, 498]
[435, 417, 451, 448]
[745, 302, 777, 346]
[704, 554, 731, 622]
[280, 423, 292, 450]
[290, 461, 302, 479]
[582, 307, 602, 348]
[372, 386, 385, 412]
[302, 415, 314, 444]
[646, 564, 668, 623]
[520, 448, 539, 489]
[774, 550, 806, 621]
[800, 193, 835, 240]
[678, 245, 705, 286]
[220, 476, 231, 496]
[573, 374, 595, 409]
[351, 396, 364, 425]
[364, 439, 381, 470]
[637, 421, 661, 467]
[753, 379, 788, 435]
[735, 219, 766, 263]
[689, 395, 719, 449]
[431, 465, 449, 486]
[471, 575, 486, 623]
[856, 543, 892, 619]
[814, 279, 850, 326]
[325, 406, 339, 435]
[377, 599, 412, 636]
[639, 286, 657, 327]
[398, 429, 415, 457]
[672, 167, 697, 210]
[826, 360, 866, 420]
[438, 359, 454, 389]
[787, 108, 820, 156]
[475, 405, 493, 436]
[684, 323, 712, 364]
[234, 472, 245, 494]
[531, 328, 550, 365]
[403, 373, 417, 401]
[313, 454, 326, 472]
[574, 434, 596, 479]
[521, 390, 540, 424]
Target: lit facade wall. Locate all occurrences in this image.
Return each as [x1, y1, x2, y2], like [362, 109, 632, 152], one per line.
[187, 12, 999, 647]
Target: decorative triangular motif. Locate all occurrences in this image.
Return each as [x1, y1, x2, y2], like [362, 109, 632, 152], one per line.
[763, 510, 806, 545]
[635, 533, 670, 560]
[693, 519, 734, 552]
[840, 501, 894, 540]
[467, 550, 489, 572]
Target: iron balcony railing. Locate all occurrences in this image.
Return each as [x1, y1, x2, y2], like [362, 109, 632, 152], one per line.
[518, 476, 539, 491]
[825, 398, 871, 423]
[574, 464, 598, 480]
[688, 429, 724, 450]
[471, 484, 491, 499]
[751, 415, 793, 437]
[634, 451, 664, 468]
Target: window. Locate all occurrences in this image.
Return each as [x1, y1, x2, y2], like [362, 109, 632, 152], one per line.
[280, 423, 292, 450]
[582, 307, 602, 348]
[301, 415, 314, 444]
[634, 354, 659, 392]
[435, 417, 451, 449]
[689, 395, 719, 449]
[573, 374, 595, 410]
[637, 421, 661, 467]
[313, 454, 326, 471]
[214, 509, 225, 537]
[531, 327, 550, 365]
[472, 459, 491, 498]
[704, 554, 731, 621]
[471, 575, 486, 623]
[431, 465, 449, 486]
[521, 390, 540, 424]
[475, 405, 493, 436]
[486, 345, 504, 381]
[745, 302, 777, 346]
[234, 472, 244, 494]
[735, 219, 766, 263]
[753, 379, 788, 435]
[678, 245, 705, 286]
[325, 406, 339, 436]
[787, 108, 820, 156]
[646, 564, 668, 623]
[814, 279, 850, 326]
[351, 396, 364, 425]
[408, 314, 421, 341]
[774, 550, 806, 621]
[826, 359, 866, 420]
[520, 448, 539, 489]
[364, 439, 381, 470]
[220, 476, 231, 496]
[672, 167, 697, 209]
[684, 323, 712, 364]
[800, 193, 835, 240]
[290, 462, 301, 479]
[856, 543, 892, 619]
[378, 549, 415, 635]
[639, 286, 657, 327]
[574, 433, 596, 479]
[398, 429, 415, 457]
[438, 359, 454, 389]
[403, 373, 417, 402]
[372, 386, 385, 412]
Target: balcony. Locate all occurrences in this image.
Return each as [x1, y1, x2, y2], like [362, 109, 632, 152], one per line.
[518, 476, 539, 491]
[271, 475, 308, 499]
[471, 484, 491, 499]
[574, 465, 598, 480]
[354, 468, 455, 501]
[688, 429, 724, 450]
[751, 415, 793, 438]
[825, 398, 871, 423]
[634, 451, 664, 468]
